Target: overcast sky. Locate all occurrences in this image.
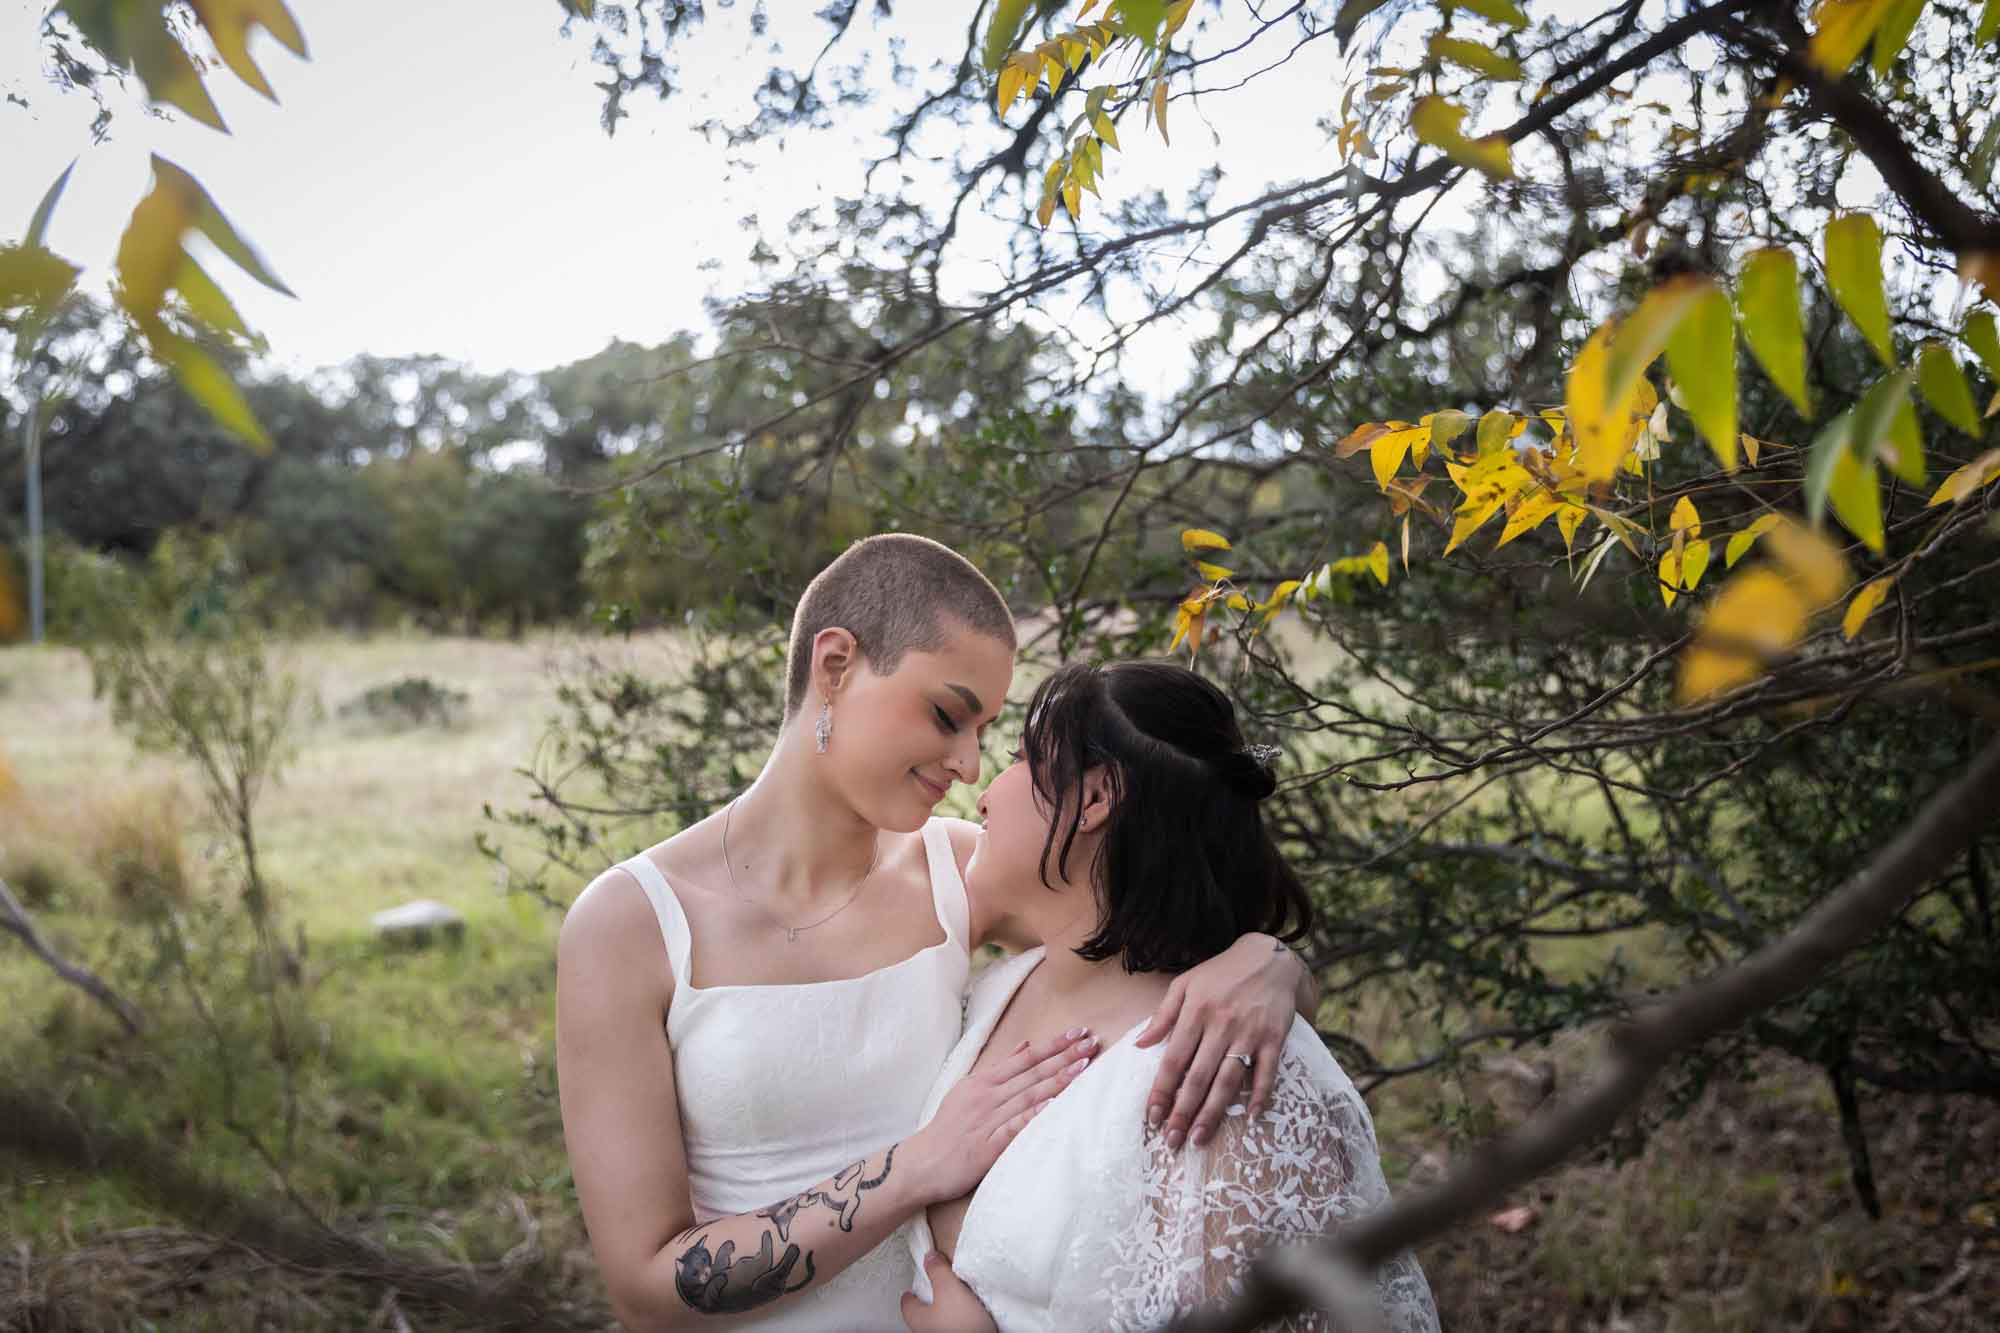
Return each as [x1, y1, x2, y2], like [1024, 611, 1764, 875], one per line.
[4, 2, 1912, 386]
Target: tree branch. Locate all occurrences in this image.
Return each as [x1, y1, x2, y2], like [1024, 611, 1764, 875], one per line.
[1174, 728, 2000, 1332]
[0, 873, 143, 1036]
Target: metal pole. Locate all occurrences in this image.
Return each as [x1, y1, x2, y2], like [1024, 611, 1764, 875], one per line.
[24, 395, 42, 644]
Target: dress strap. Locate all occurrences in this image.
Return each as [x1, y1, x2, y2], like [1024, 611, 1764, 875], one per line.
[920, 819, 971, 950]
[617, 853, 695, 990]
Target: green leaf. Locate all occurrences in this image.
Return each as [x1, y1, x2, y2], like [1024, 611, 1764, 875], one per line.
[1870, 0, 1927, 76]
[1981, 0, 2000, 43]
[1827, 444, 1885, 553]
[1963, 310, 2000, 383]
[1456, 0, 1529, 27]
[157, 332, 272, 451]
[1737, 248, 1812, 417]
[1808, 0, 1898, 73]
[1844, 368, 1919, 490]
[25, 160, 76, 250]
[1411, 96, 1513, 177]
[1665, 282, 1740, 470]
[57, 0, 227, 131]
[1917, 342, 1981, 436]
[1825, 213, 1895, 368]
[1605, 275, 1711, 428]
[982, 0, 1034, 72]
[1335, 0, 1395, 47]
[0, 245, 81, 350]
[1428, 34, 1522, 81]
[152, 156, 295, 297]
[1803, 409, 1856, 527]
[185, 0, 308, 102]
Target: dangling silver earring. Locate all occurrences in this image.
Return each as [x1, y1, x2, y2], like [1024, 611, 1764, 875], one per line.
[814, 699, 833, 754]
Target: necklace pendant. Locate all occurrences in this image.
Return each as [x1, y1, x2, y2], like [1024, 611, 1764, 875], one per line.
[786, 926, 800, 943]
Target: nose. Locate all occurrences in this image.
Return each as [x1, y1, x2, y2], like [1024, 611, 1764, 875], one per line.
[944, 728, 981, 786]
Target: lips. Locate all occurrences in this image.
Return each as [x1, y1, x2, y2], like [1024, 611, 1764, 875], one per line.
[913, 770, 950, 801]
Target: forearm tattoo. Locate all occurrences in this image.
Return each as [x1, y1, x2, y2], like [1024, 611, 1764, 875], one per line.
[672, 1147, 896, 1315]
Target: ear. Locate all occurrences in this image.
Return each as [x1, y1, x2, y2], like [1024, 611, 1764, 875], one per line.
[1075, 766, 1116, 833]
[811, 626, 858, 699]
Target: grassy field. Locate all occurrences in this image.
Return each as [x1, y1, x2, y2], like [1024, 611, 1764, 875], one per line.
[1, 632, 1993, 1330]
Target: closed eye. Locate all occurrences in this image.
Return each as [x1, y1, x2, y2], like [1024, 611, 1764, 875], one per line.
[934, 705, 959, 734]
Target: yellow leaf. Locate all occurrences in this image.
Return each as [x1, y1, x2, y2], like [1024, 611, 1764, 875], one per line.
[1567, 321, 1646, 486]
[1061, 174, 1082, 219]
[1443, 452, 1530, 555]
[1410, 96, 1513, 178]
[1335, 421, 1391, 458]
[0, 245, 80, 345]
[1738, 248, 1813, 417]
[1036, 190, 1058, 229]
[1764, 517, 1852, 607]
[186, 0, 307, 103]
[58, 0, 227, 130]
[1926, 448, 2000, 506]
[1842, 576, 1895, 640]
[1182, 528, 1233, 553]
[1678, 568, 1811, 704]
[1222, 591, 1250, 611]
[998, 61, 1029, 116]
[1826, 214, 1895, 368]
[1724, 513, 1782, 568]
[1094, 114, 1120, 150]
[1401, 513, 1412, 571]
[1364, 541, 1390, 587]
[1151, 77, 1169, 144]
[1496, 490, 1560, 548]
[1556, 501, 1588, 553]
[1164, 0, 1195, 38]
[1826, 435, 1885, 554]
[1808, 0, 1899, 73]
[1680, 538, 1712, 591]
[1658, 545, 1683, 608]
[1740, 433, 1767, 468]
[1371, 425, 1429, 489]
[1196, 561, 1235, 582]
[1670, 494, 1703, 538]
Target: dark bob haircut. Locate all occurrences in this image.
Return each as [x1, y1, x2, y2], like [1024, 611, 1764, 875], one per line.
[1021, 660, 1313, 974]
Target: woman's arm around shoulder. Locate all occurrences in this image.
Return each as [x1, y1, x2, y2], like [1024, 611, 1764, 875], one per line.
[557, 866, 1095, 1330]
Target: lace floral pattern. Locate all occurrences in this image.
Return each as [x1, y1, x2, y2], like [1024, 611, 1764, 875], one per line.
[1088, 1036, 1438, 1333]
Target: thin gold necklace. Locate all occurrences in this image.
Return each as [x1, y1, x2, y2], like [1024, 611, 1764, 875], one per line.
[721, 797, 881, 943]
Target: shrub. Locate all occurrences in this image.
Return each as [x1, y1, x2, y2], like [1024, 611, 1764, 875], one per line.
[88, 784, 191, 919]
[339, 676, 469, 731]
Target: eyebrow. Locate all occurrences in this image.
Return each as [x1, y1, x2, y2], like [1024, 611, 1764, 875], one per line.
[944, 682, 984, 715]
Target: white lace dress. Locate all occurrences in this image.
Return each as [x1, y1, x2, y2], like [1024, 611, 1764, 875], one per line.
[908, 949, 1439, 1332]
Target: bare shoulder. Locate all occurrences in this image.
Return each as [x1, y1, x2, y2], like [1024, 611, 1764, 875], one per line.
[559, 863, 671, 998]
[937, 816, 980, 875]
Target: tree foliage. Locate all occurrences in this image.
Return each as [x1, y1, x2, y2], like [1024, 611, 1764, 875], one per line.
[525, 0, 2000, 1220]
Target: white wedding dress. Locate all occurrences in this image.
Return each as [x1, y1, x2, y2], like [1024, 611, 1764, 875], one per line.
[908, 949, 1439, 1332]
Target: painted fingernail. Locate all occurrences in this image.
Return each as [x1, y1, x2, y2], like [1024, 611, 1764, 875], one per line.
[1166, 1128, 1185, 1150]
[1146, 1103, 1164, 1127]
[1065, 1026, 1090, 1041]
[1066, 1057, 1091, 1076]
[1077, 1037, 1099, 1055]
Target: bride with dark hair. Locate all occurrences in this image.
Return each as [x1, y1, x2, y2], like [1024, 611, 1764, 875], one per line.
[557, 538, 1318, 1330]
[903, 661, 1439, 1332]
